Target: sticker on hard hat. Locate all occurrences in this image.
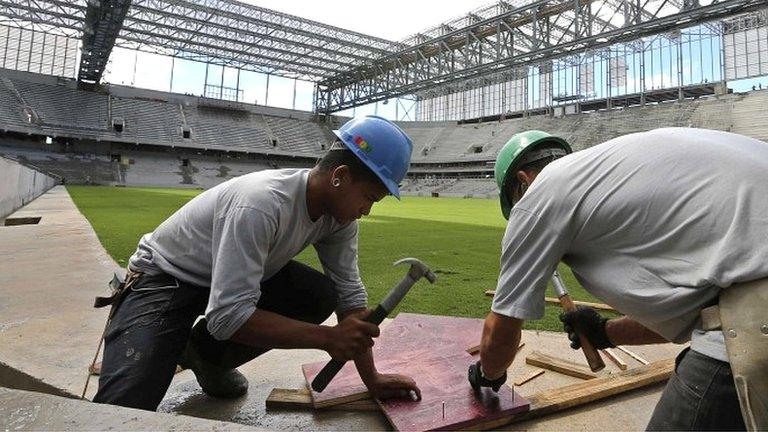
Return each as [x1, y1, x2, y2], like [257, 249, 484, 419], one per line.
[354, 135, 372, 153]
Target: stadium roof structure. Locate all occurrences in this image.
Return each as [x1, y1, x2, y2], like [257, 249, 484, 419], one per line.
[0, 0, 763, 110]
[0, 0, 406, 85]
[315, 0, 766, 113]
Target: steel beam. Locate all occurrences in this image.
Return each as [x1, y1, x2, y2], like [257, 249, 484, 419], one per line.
[315, 0, 763, 113]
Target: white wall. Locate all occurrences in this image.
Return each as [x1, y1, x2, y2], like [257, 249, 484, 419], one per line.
[0, 156, 57, 220]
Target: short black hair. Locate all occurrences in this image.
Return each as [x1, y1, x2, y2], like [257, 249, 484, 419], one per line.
[505, 145, 563, 191]
[316, 141, 382, 185]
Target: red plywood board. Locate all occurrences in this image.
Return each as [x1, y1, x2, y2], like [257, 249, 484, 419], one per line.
[302, 313, 484, 407]
[378, 349, 528, 431]
[302, 313, 530, 430]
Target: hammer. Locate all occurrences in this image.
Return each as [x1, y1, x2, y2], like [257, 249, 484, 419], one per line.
[311, 258, 437, 392]
[552, 270, 605, 372]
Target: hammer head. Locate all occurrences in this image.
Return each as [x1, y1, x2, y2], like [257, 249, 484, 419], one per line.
[394, 257, 437, 284]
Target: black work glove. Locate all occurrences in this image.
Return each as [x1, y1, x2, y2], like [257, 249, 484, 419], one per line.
[558, 306, 615, 350]
[468, 361, 507, 392]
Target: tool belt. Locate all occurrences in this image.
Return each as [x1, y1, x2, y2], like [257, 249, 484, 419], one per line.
[700, 278, 768, 432]
[94, 270, 140, 318]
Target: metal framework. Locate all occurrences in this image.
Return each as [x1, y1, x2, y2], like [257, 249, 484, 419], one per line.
[0, 0, 764, 117]
[315, 0, 766, 113]
[0, 0, 404, 82]
[79, 0, 131, 84]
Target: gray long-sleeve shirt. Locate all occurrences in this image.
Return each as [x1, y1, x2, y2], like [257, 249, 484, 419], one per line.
[492, 128, 768, 362]
[128, 169, 367, 340]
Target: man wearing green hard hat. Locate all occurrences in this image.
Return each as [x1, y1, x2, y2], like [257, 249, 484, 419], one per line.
[468, 128, 768, 431]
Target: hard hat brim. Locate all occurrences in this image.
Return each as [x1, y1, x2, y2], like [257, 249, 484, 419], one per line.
[499, 191, 512, 220]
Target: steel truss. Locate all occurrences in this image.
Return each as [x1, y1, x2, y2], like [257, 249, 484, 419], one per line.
[0, 0, 404, 82]
[79, 0, 132, 85]
[315, 0, 765, 114]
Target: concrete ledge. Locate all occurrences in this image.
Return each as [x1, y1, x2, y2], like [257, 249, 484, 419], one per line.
[0, 387, 263, 431]
[0, 155, 57, 220]
[0, 186, 118, 398]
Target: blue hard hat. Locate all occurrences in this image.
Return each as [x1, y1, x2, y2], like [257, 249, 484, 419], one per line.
[333, 115, 413, 199]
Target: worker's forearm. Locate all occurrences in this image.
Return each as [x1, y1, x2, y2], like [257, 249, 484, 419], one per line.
[605, 316, 668, 346]
[339, 308, 380, 385]
[479, 311, 523, 380]
[230, 309, 331, 350]
[353, 347, 379, 386]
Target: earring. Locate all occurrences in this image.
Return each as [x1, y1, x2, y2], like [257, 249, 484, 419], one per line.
[332, 178, 341, 187]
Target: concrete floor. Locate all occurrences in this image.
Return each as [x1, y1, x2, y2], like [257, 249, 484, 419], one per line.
[0, 387, 263, 431]
[0, 186, 685, 430]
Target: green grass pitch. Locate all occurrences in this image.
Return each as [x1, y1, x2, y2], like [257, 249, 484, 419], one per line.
[67, 185, 614, 332]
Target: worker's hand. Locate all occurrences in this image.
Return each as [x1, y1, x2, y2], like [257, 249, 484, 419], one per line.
[467, 361, 507, 392]
[366, 372, 422, 401]
[323, 314, 380, 361]
[559, 306, 614, 349]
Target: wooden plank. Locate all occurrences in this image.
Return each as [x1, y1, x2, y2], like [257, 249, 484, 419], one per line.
[301, 362, 371, 408]
[303, 313, 485, 408]
[601, 348, 628, 370]
[513, 369, 545, 387]
[544, 297, 616, 313]
[467, 342, 525, 356]
[525, 351, 598, 380]
[266, 388, 313, 410]
[470, 358, 675, 430]
[483, 291, 617, 312]
[615, 346, 650, 365]
[266, 388, 379, 412]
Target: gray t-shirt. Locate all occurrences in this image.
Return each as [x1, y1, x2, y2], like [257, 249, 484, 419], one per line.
[492, 128, 768, 362]
[129, 169, 367, 340]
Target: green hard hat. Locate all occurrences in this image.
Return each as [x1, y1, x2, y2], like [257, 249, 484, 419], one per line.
[494, 130, 571, 219]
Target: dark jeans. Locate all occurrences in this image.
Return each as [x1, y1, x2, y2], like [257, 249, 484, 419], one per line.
[93, 260, 338, 411]
[647, 348, 746, 431]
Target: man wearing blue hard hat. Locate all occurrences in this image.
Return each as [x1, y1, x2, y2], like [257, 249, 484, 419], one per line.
[93, 115, 420, 411]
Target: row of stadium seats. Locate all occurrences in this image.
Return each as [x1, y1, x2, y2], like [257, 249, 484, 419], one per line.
[399, 177, 497, 198]
[0, 70, 327, 157]
[0, 144, 308, 188]
[397, 89, 768, 163]
[2, 69, 768, 192]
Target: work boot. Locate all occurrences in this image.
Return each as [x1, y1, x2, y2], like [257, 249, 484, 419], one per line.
[178, 333, 249, 399]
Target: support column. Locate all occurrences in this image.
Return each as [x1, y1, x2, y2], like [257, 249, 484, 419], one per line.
[265, 74, 270, 106]
[640, 45, 646, 106]
[607, 52, 613, 109]
[169, 57, 175, 92]
[677, 36, 684, 101]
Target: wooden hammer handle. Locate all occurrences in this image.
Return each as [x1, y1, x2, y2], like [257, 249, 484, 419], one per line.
[559, 294, 606, 372]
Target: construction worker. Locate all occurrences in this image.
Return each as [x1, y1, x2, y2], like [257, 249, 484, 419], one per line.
[468, 128, 767, 430]
[93, 116, 421, 411]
